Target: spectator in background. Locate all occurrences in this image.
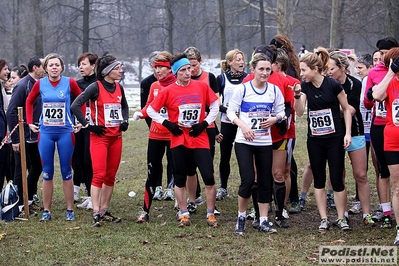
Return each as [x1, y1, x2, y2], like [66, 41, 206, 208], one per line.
[0, 59, 10, 187]
[140, 51, 161, 128]
[298, 45, 308, 58]
[7, 56, 45, 215]
[11, 64, 29, 87]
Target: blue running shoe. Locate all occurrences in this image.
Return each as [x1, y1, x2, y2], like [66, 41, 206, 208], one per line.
[65, 211, 75, 221]
[39, 211, 51, 222]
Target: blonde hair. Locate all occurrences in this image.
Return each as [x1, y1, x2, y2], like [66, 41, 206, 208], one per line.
[43, 53, 65, 73]
[153, 51, 173, 63]
[329, 50, 350, 70]
[184, 46, 201, 61]
[220, 49, 245, 72]
[250, 53, 272, 69]
[300, 47, 329, 74]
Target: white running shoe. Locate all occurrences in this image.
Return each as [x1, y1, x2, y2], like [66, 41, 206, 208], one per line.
[153, 186, 163, 200]
[77, 197, 92, 210]
[163, 188, 175, 201]
[349, 201, 362, 214]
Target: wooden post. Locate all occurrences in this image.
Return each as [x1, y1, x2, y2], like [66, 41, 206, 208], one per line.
[18, 107, 29, 219]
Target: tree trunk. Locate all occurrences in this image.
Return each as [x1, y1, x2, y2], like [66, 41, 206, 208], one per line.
[165, 0, 174, 53]
[329, 0, 339, 48]
[82, 0, 89, 53]
[32, 0, 44, 57]
[218, 0, 227, 59]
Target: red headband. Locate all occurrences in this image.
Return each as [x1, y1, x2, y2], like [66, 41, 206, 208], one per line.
[153, 61, 171, 68]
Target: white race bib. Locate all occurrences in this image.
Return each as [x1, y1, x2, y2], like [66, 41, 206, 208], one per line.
[178, 103, 201, 128]
[43, 102, 65, 126]
[159, 106, 168, 119]
[249, 110, 270, 137]
[309, 108, 336, 136]
[104, 103, 122, 127]
[392, 99, 399, 126]
[376, 101, 387, 118]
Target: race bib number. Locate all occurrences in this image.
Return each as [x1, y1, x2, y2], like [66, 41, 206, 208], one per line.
[104, 103, 122, 127]
[376, 101, 386, 118]
[362, 110, 372, 131]
[43, 102, 65, 126]
[159, 106, 168, 119]
[178, 104, 201, 128]
[249, 110, 270, 137]
[392, 99, 399, 126]
[309, 108, 336, 136]
[85, 106, 91, 122]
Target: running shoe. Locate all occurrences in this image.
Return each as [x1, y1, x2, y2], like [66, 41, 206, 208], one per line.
[92, 214, 101, 227]
[394, 226, 399, 245]
[298, 197, 306, 211]
[258, 220, 277, 233]
[214, 206, 220, 216]
[136, 211, 149, 223]
[178, 214, 191, 227]
[235, 216, 246, 236]
[101, 211, 121, 223]
[288, 202, 301, 214]
[153, 186, 163, 201]
[65, 211, 75, 221]
[363, 214, 376, 227]
[206, 214, 218, 228]
[195, 196, 205, 205]
[29, 202, 43, 212]
[372, 210, 384, 222]
[246, 208, 256, 220]
[19, 209, 37, 218]
[332, 216, 350, 226]
[252, 218, 260, 229]
[326, 194, 336, 209]
[282, 207, 289, 219]
[174, 199, 179, 211]
[318, 218, 330, 232]
[337, 217, 350, 231]
[162, 188, 175, 201]
[33, 194, 40, 204]
[349, 201, 362, 214]
[216, 188, 228, 201]
[380, 215, 392, 229]
[39, 211, 51, 222]
[187, 202, 197, 214]
[77, 197, 92, 210]
[275, 217, 289, 228]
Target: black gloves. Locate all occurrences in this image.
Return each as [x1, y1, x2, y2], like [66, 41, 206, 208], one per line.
[366, 87, 374, 101]
[162, 120, 183, 136]
[88, 125, 106, 136]
[391, 56, 399, 73]
[189, 121, 209, 137]
[119, 122, 129, 132]
[219, 105, 227, 113]
[275, 120, 287, 136]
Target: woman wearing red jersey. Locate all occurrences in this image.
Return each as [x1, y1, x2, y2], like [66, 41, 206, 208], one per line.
[372, 50, 399, 245]
[134, 51, 176, 222]
[147, 53, 219, 228]
[71, 54, 129, 227]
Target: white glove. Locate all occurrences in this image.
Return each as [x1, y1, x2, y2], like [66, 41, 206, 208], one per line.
[133, 111, 143, 121]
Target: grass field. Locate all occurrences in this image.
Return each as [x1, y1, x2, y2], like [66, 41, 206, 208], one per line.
[0, 116, 396, 266]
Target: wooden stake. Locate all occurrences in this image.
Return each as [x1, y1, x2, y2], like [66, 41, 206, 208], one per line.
[18, 107, 29, 219]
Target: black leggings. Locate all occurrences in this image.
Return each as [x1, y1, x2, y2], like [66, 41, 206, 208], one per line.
[307, 137, 345, 192]
[172, 146, 214, 188]
[142, 138, 174, 213]
[72, 128, 92, 196]
[218, 122, 238, 189]
[13, 142, 42, 201]
[370, 124, 390, 178]
[235, 143, 273, 203]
